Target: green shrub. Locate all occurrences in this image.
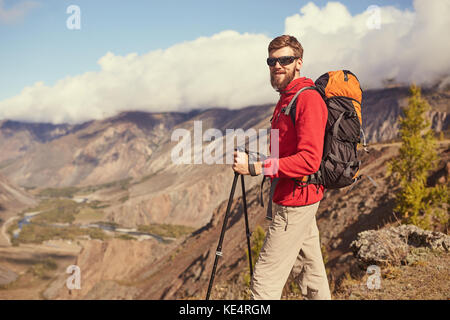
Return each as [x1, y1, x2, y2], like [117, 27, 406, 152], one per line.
[79, 177, 133, 194]
[137, 223, 195, 238]
[29, 258, 58, 279]
[38, 187, 80, 198]
[116, 234, 135, 240]
[118, 195, 129, 203]
[15, 224, 109, 244]
[86, 227, 109, 240]
[33, 206, 77, 224]
[243, 225, 266, 288]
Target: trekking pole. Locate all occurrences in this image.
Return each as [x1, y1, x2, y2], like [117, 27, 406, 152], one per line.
[240, 174, 253, 278]
[206, 172, 240, 300]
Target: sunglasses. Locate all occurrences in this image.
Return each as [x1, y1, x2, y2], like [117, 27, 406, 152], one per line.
[266, 56, 300, 67]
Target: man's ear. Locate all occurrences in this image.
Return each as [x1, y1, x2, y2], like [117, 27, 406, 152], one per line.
[296, 58, 303, 72]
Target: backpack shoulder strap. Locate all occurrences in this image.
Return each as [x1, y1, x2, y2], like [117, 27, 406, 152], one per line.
[283, 86, 318, 127]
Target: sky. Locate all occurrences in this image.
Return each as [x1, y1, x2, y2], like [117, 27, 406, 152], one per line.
[1, 0, 448, 124]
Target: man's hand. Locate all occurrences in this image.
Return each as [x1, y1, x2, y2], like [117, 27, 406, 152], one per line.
[232, 151, 262, 175]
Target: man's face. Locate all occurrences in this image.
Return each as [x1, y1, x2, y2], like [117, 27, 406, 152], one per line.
[268, 46, 302, 91]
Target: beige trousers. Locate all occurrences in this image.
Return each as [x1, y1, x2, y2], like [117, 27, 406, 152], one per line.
[251, 201, 331, 300]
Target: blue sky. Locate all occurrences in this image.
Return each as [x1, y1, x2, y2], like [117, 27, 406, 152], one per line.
[0, 0, 414, 102]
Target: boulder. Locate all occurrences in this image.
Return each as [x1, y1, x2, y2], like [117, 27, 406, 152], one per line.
[350, 224, 450, 267]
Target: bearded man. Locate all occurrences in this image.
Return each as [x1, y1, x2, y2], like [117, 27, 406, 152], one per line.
[232, 35, 331, 300]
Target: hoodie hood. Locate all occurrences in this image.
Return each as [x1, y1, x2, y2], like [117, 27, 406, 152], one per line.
[279, 77, 315, 99]
[275, 77, 316, 110]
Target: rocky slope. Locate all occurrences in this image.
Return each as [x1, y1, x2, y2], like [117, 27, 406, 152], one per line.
[363, 86, 449, 143]
[42, 175, 270, 299]
[0, 174, 36, 211]
[36, 140, 449, 300]
[0, 111, 191, 187]
[42, 237, 180, 300]
[0, 106, 274, 228]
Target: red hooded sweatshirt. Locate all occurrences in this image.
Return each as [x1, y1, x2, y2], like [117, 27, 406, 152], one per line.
[262, 77, 328, 206]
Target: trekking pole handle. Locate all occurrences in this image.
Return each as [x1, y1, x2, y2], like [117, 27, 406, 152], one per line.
[235, 146, 268, 163]
[235, 146, 267, 176]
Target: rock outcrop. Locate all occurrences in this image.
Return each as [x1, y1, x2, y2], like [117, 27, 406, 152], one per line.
[350, 224, 450, 267]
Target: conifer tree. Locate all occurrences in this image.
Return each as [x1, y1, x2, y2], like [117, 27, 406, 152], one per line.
[388, 85, 448, 230]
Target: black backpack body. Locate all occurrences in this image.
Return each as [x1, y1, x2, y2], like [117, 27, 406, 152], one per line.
[284, 70, 367, 190]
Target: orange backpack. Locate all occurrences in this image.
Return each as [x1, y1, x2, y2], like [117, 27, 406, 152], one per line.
[284, 70, 369, 189]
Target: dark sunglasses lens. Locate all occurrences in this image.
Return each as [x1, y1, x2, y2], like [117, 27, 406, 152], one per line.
[267, 56, 296, 66]
[267, 58, 276, 66]
[279, 56, 295, 65]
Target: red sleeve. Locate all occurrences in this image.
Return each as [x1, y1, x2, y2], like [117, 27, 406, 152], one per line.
[263, 90, 327, 178]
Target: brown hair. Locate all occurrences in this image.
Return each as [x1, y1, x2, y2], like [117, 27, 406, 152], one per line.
[268, 35, 303, 59]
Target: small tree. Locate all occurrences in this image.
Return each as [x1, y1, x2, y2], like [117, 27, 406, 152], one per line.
[387, 85, 448, 230]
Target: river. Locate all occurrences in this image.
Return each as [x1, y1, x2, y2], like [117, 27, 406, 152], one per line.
[13, 212, 171, 243]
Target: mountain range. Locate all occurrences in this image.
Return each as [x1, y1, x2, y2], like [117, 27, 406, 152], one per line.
[0, 85, 448, 229]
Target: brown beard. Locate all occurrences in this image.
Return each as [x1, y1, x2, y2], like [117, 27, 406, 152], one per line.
[270, 68, 296, 91]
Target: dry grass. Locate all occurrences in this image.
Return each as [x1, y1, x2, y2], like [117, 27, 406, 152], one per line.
[334, 249, 450, 300]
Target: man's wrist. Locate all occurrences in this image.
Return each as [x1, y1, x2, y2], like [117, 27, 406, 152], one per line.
[254, 161, 263, 175]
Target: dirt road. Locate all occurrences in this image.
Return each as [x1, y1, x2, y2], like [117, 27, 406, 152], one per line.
[0, 216, 19, 246]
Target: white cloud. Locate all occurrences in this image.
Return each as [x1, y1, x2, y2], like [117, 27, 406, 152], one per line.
[0, 0, 39, 24]
[285, 0, 450, 88]
[0, 0, 448, 124]
[0, 31, 275, 124]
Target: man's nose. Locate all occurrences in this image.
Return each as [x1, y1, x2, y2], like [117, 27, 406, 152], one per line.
[273, 60, 282, 69]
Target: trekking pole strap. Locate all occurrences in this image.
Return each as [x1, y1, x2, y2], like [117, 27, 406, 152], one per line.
[266, 178, 279, 220]
[249, 162, 257, 176]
